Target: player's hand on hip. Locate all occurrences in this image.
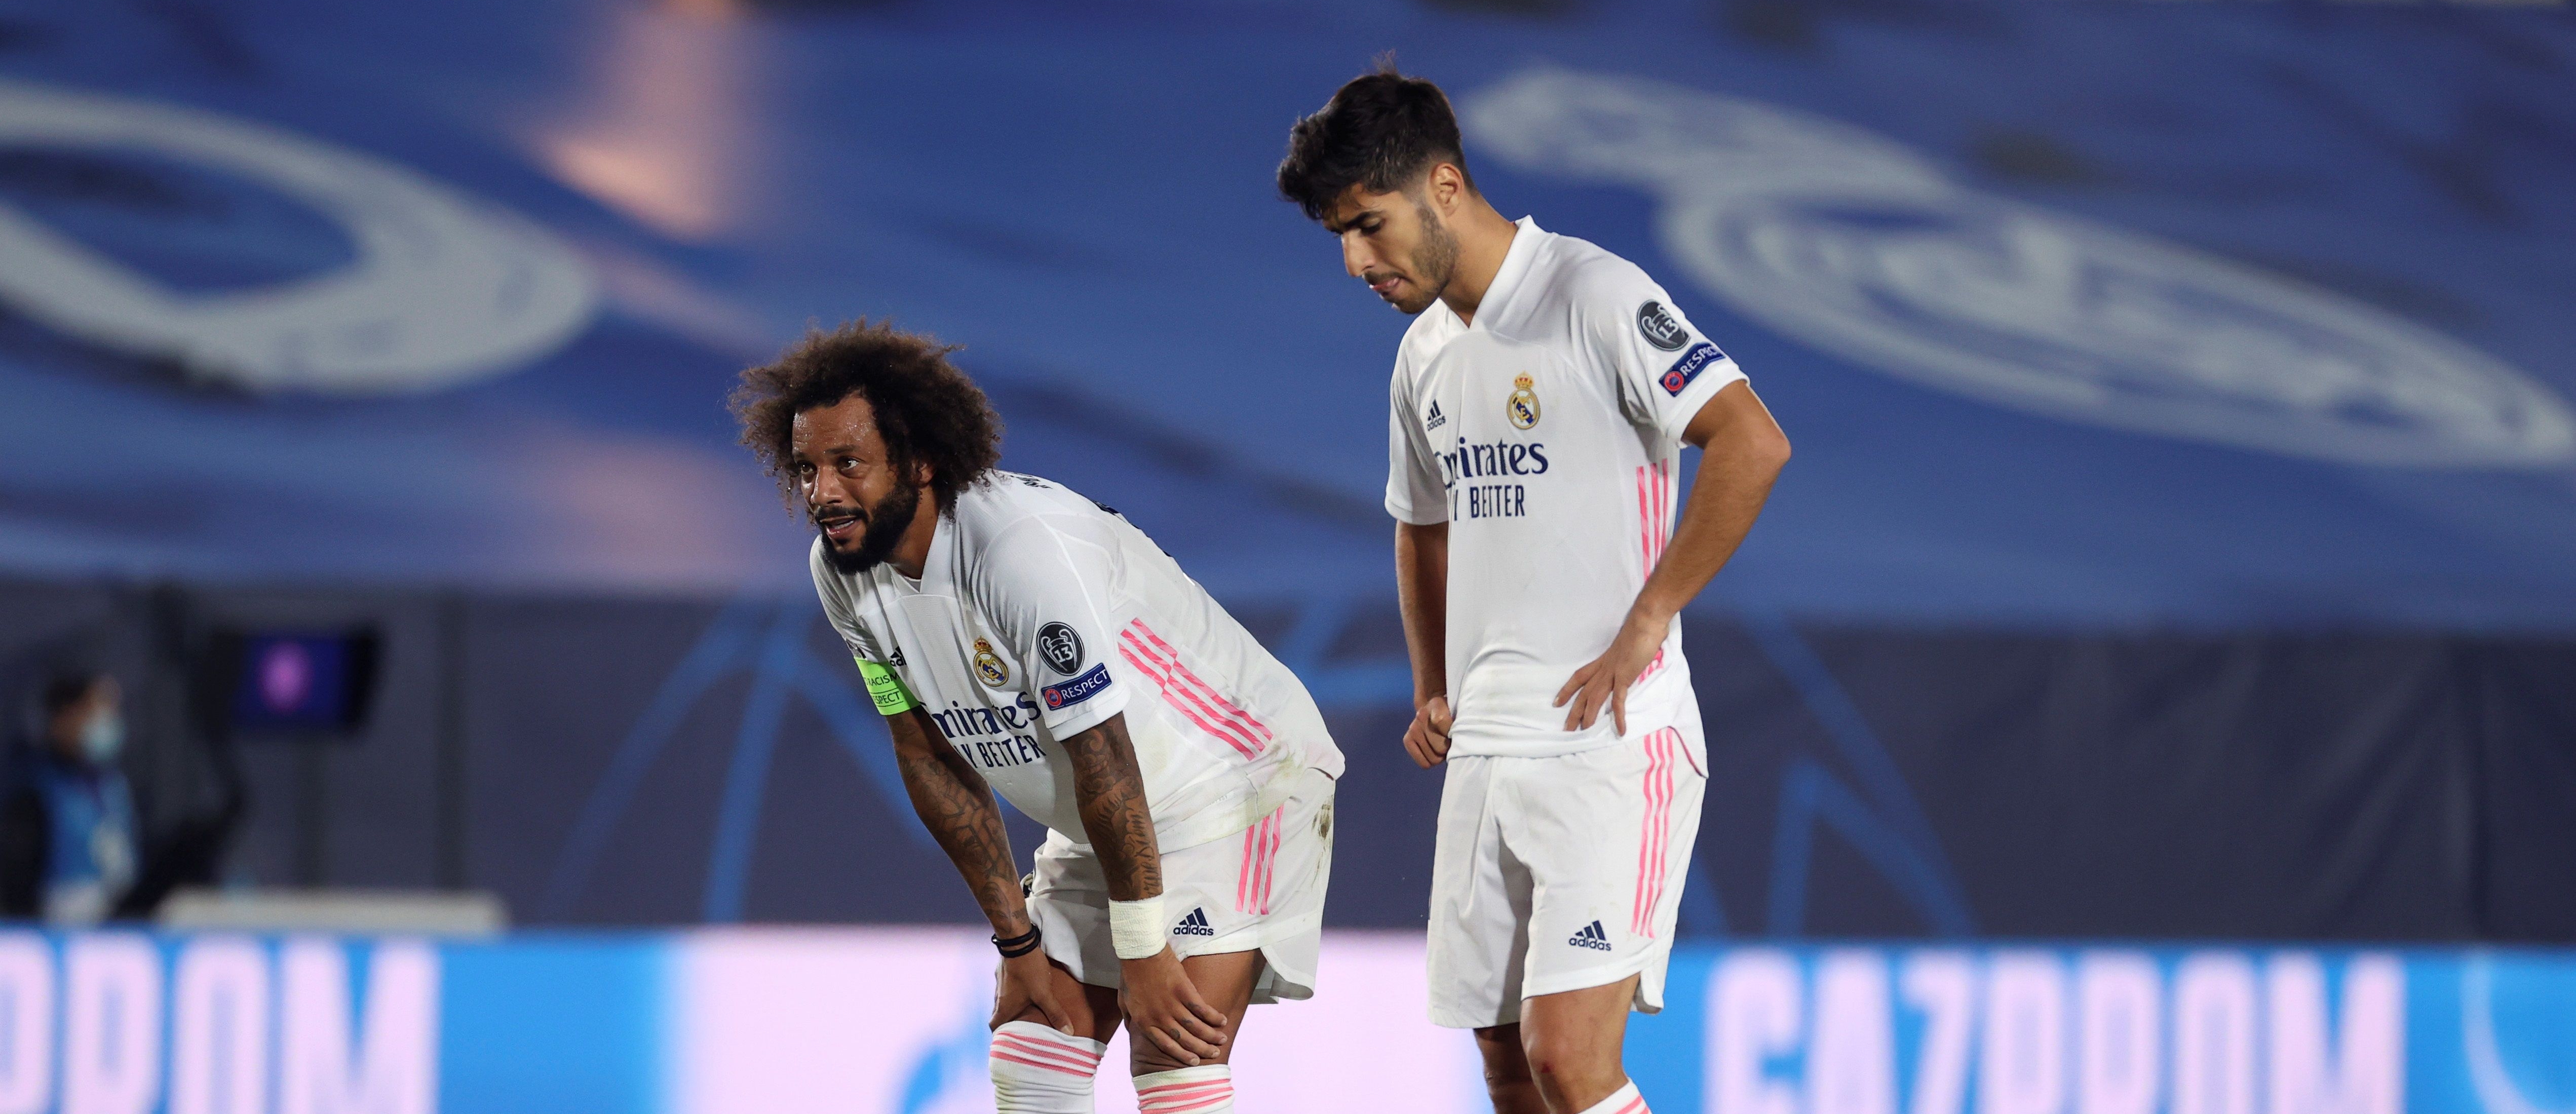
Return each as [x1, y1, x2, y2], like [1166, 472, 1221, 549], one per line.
[1403, 695, 1454, 769]
[1555, 610, 1665, 736]
[990, 947, 1078, 1032]
[1119, 947, 1229, 1065]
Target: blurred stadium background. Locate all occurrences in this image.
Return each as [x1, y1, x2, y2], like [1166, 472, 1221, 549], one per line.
[3, 0, 2575, 1110]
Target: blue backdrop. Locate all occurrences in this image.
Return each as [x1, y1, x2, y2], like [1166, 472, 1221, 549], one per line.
[3, 1, 2574, 942]
[2, 0, 2573, 627]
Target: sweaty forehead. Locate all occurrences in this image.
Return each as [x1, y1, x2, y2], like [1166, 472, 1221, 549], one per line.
[791, 395, 879, 454]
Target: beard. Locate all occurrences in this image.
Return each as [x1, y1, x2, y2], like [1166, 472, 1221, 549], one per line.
[814, 479, 922, 575]
[1393, 196, 1462, 315]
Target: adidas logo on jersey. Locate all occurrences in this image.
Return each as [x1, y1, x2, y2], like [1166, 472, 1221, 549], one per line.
[1173, 907, 1216, 937]
[1568, 920, 1614, 951]
[1424, 401, 1447, 431]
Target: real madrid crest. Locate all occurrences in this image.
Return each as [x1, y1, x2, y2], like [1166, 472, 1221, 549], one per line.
[972, 638, 1011, 687]
[1506, 373, 1542, 430]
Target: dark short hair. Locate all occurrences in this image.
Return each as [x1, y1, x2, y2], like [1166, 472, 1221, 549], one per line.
[1278, 60, 1477, 220]
[40, 671, 108, 718]
[730, 320, 1003, 514]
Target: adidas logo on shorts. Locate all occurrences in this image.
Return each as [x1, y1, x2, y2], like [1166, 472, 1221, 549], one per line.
[1568, 920, 1614, 951]
[1173, 907, 1216, 937]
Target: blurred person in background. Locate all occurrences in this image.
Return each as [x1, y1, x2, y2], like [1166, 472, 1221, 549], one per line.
[0, 669, 139, 924]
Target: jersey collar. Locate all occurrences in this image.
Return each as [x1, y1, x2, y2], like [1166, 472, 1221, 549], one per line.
[876, 505, 956, 595]
[918, 507, 959, 593]
[1468, 216, 1545, 332]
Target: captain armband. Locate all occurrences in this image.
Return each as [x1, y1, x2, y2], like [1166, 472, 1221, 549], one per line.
[856, 658, 918, 715]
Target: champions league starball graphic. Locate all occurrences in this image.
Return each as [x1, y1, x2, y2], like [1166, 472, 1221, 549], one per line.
[0, 79, 596, 394]
[1463, 67, 2576, 469]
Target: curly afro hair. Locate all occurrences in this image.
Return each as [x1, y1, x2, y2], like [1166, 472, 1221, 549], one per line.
[730, 320, 1003, 514]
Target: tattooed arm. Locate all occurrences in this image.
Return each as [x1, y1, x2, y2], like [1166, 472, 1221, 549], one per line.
[1059, 711, 1228, 1064]
[1056, 712, 1161, 901]
[887, 682, 1156, 914]
[890, 708, 1092, 1033]
[887, 707, 1030, 935]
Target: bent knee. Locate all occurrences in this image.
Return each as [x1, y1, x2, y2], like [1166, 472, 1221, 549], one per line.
[1519, 1029, 1620, 1088]
[1128, 1048, 1197, 1075]
[1473, 1025, 1531, 1080]
[1127, 1030, 1230, 1075]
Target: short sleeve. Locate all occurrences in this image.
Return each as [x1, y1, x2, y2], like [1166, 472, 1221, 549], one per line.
[811, 541, 918, 717]
[1580, 264, 1749, 446]
[809, 539, 885, 663]
[974, 519, 1132, 739]
[1385, 358, 1450, 525]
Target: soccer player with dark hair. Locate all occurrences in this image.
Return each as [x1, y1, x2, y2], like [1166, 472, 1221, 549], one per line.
[734, 321, 1343, 1114]
[1281, 65, 1792, 1114]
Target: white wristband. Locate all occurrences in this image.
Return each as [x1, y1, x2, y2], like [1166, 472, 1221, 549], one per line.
[1108, 896, 1166, 960]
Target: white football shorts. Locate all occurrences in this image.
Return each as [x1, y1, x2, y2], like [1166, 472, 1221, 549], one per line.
[1426, 695, 1707, 1029]
[1027, 771, 1334, 1005]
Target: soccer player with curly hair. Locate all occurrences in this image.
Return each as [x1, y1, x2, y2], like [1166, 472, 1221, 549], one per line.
[734, 321, 1343, 1114]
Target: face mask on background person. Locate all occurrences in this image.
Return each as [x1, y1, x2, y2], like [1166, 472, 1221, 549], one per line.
[80, 710, 124, 765]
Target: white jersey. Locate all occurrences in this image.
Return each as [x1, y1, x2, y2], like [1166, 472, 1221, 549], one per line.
[1386, 218, 1747, 758]
[815, 472, 1343, 852]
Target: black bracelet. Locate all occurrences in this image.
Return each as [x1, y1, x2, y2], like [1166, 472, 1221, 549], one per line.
[993, 925, 1044, 958]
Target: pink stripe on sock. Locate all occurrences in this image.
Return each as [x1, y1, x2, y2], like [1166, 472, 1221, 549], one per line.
[1139, 1083, 1235, 1113]
[990, 1034, 1100, 1074]
[990, 1050, 1094, 1078]
[1138, 1081, 1234, 1101]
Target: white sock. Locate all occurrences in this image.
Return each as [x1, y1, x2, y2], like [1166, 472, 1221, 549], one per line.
[988, 1020, 1103, 1112]
[1134, 1064, 1234, 1113]
[1575, 1080, 1649, 1114]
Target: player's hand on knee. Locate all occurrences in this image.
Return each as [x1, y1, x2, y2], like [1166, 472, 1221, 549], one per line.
[1404, 696, 1454, 769]
[1118, 947, 1228, 1065]
[991, 948, 1078, 1032]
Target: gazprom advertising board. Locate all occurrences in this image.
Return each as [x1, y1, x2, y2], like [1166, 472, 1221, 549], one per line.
[0, 929, 2566, 1112]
